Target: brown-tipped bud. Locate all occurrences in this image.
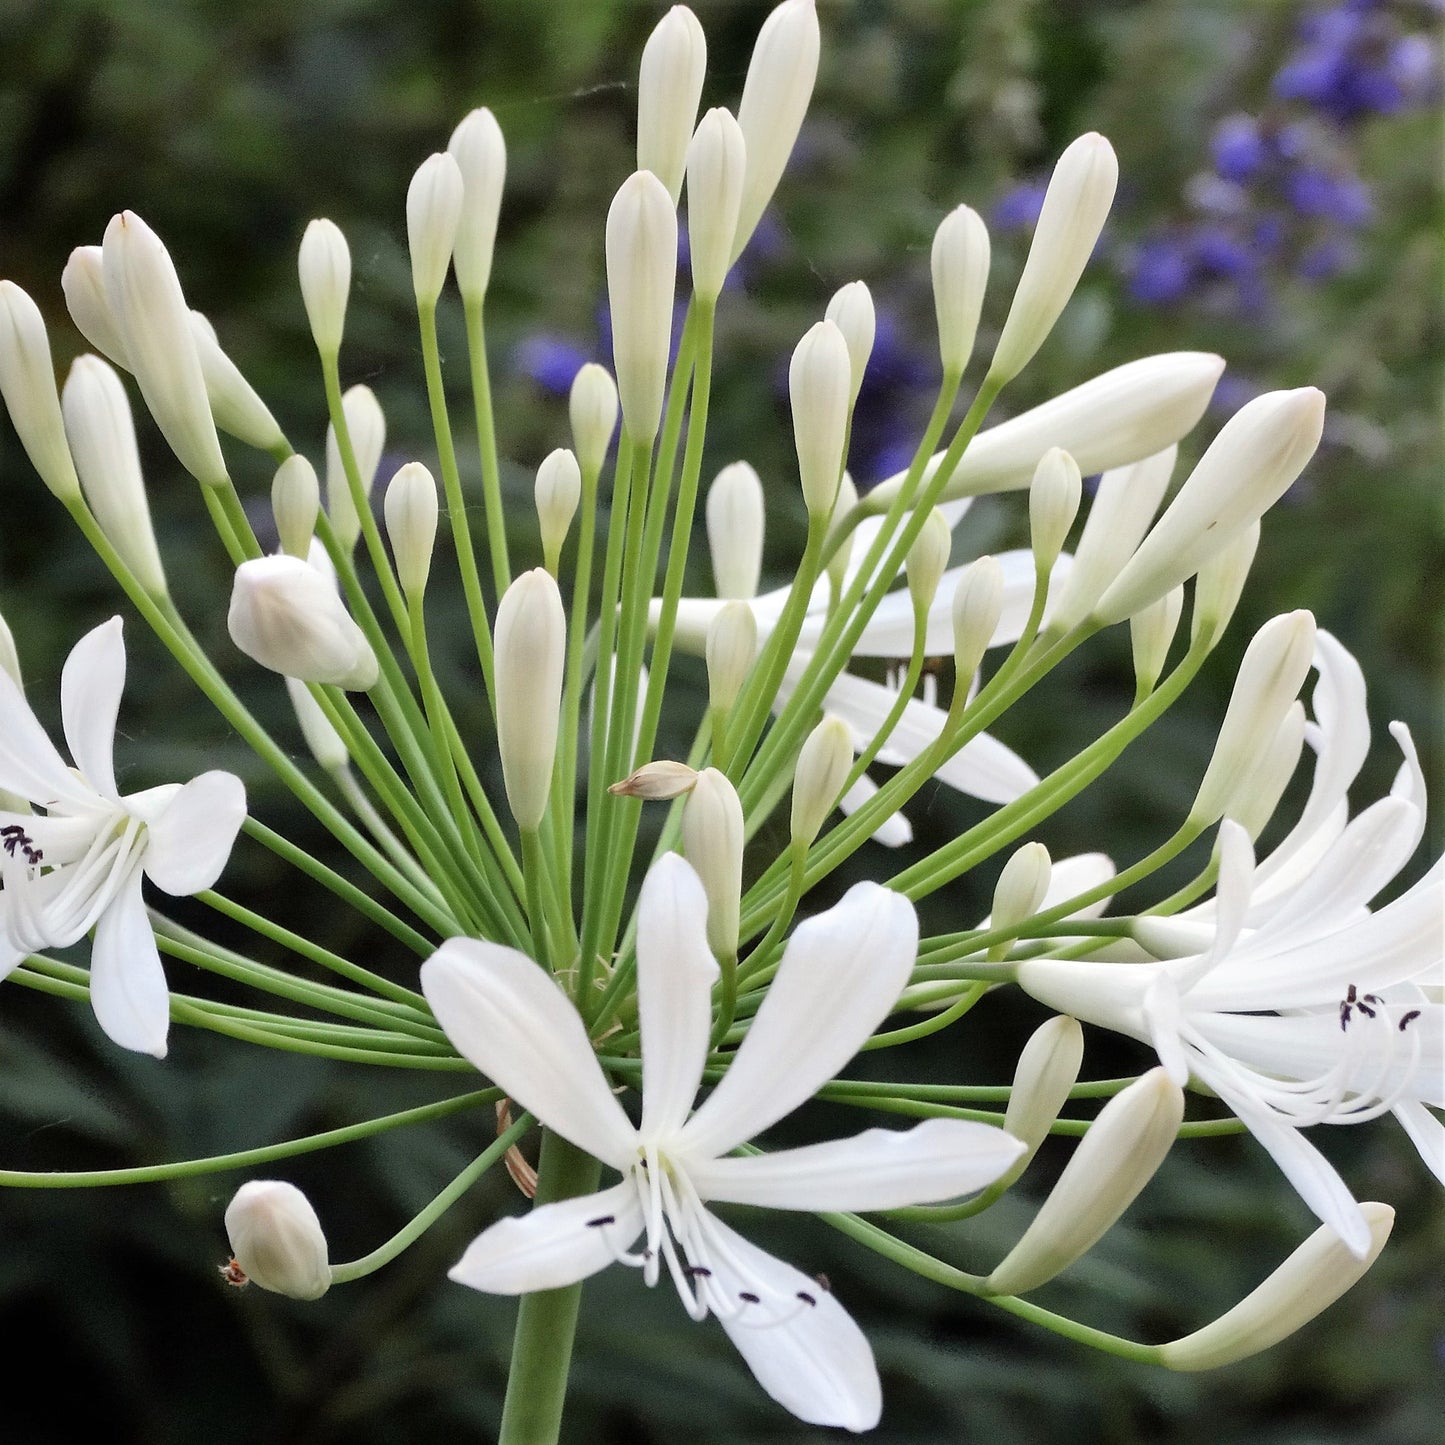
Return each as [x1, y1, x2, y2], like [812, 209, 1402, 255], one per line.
[610, 760, 700, 800]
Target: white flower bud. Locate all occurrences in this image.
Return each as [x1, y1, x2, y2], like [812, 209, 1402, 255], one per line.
[639, 6, 708, 204]
[1094, 388, 1326, 626]
[384, 462, 440, 599]
[988, 133, 1118, 386]
[1047, 446, 1176, 635]
[733, 0, 821, 260]
[789, 319, 851, 519]
[986, 1068, 1184, 1296]
[931, 204, 990, 376]
[824, 281, 875, 406]
[990, 842, 1052, 938]
[325, 384, 386, 553]
[495, 568, 566, 831]
[1226, 700, 1306, 839]
[407, 152, 464, 307]
[271, 454, 320, 559]
[609, 760, 699, 800]
[706, 461, 766, 600]
[228, 554, 379, 689]
[952, 554, 1005, 686]
[285, 674, 349, 772]
[605, 170, 677, 444]
[824, 471, 858, 600]
[706, 601, 758, 714]
[906, 507, 952, 616]
[686, 107, 746, 302]
[224, 1180, 331, 1301]
[1130, 586, 1184, 694]
[298, 219, 351, 358]
[1028, 447, 1081, 574]
[188, 311, 285, 453]
[62, 245, 129, 365]
[1191, 610, 1317, 826]
[791, 714, 853, 846]
[534, 447, 582, 569]
[447, 108, 506, 304]
[61, 356, 165, 594]
[1159, 1204, 1394, 1370]
[0, 281, 81, 501]
[1002, 1015, 1085, 1177]
[102, 211, 229, 487]
[682, 766, 744, 960]
[1189, 520, 1260, 648]
[569, 363, 619, 479]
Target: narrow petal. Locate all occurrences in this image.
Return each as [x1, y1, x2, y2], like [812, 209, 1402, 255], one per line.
[0, 659, 95, 811]
[139, 771, 247, 895]
[421, 940, 638, 1170]
[681, 882, 917, 1158]
[687, 1120, 1024, 1211]
[1173, 821, 1253, 991]
[89, 871, 169, 1057]
[60, 617, 126, 800]
[1393, 1099, 1445, 1186]
[637, 854, 718, 1137]
[448, 1180, 644, 1294]
[838, 775, 912, 847]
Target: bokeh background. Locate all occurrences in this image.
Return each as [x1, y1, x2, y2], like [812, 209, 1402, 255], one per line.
[1, 1, 1441, 1441]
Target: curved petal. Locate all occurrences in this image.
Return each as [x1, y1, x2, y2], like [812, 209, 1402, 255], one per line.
[88, 871, 169, 1058]
[637, 854, 718, 1137]
[687, 1120, 1023, 1211]
[1141, 973, 1191, 1086]
[838, 775, 912, 847]
[421, 940, 637, 1170]
[0, 661, 95, 812]
[60, 617, 126, 800]
[448, 1180, 644, 1294]
[140, 771, 247, 895]
[1173, 821, 1254, 991]
[929, 730, 1039, 805]
[1393, 1099, 1445, 1186]
[681, 882, 917, 1158]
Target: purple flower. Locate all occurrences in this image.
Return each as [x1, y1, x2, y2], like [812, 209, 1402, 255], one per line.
[1282, 166, 1372, 225]
[1128, 236, 1195, 305]
[1212, 115, 1268, 184]
[992, 181, 1047, 231]
[514, 334, 592, 395]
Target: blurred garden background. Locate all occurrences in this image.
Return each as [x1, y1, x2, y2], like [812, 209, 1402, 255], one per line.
[1, 0, 1441, 1440]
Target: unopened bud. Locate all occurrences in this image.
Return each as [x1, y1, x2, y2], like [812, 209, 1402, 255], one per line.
[62, 245, 128, 365]
[988, 133, 1118, 386]
[0, 281, 82, 500]
[706, 601, 758, 714]
[639, 6, 708, 204]
[298, 219, 351, 358]
[606, 170, 677, 444]
[824, 471, 858, 600]
[686, 107, 746, 302]
[990, 842, 1052, 938]
[407, 152, 465, 306]
[610, 760, 699, 800]
[325, 384, 386, 552]
[188, 311, 285, 453]
[986, 1068, 1184, 1296]
[61, 356, 165, 594]
[952, 555, 1005, 686]
[789, 319, 851, 518]
[1226, 701, 1306, 839]
[385, 462, 440, 599]
[682, 767, 744, 960]
[535, 448, 582, 570]
[825, 281, 875, 407]
[906, 507, 952, 615]
[272, 454, 320, 559]
[1001, 1014, 1084, 1178]
[447, 108, 506, 305]
[791, 714, 854, 846]
[495, 569, 566, 831]
[1131, 586, 1184, 694]
[285, 674, 349, 772]
[1190, 520, 1260, 648]
[931, 204, 990, 376]
[706, 461, 765, 600]
[1028, 447, 1081, 574]
[224, 1180, 331, 1301]
[569, 363, 619, 479]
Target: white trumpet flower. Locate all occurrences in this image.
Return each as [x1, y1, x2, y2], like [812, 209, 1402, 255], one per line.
[422, 854, 1023, 1430]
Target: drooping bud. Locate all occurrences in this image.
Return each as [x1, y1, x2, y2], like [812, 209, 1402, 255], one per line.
[1094, 389, 1326, 626]
[228, 554, 379, 689]
[1189, 521, 1260, 648]
[569, 363, 619, 480]
[271, 454, 320, 560]
[609, 760, 699, 800]
[1226, 700, 1306, 839]
[686, 107, 746, 302]
[825, 281, 875, 406]
[682, 766, 745, 960]
[1028, 447, 1082, 574]
[188, 312, 285, 453]
[285, 674, 349, 772]
[931, 204, 990, 376]
[0, 281, 81, 501]
[1190, 611, 1317, 826]
[61, 356, 166, 594]
[534, 448, 582, 572]
[824, 471, 858, 600]
[325, 384, 385, 552]
[62, 245, 128, 365]
[791, 714, 854, 846]
[224, 1180, 331, 1301]
[988, 133, 1118, 386]
[706, 601, 758, 714]
[986, 1069, 1184, 1296]
[789, 319, 851, 519]
[706, 461, 766, 600]
[1130, 586, 1184, 694]
[638, 6, 708, 204]
[384, 462, 440, 600]
[298, 219, 351, 359]
[494, 568, 566, 831]
[605, 170, 677, 444]
[1001, 1015, 1085, 1179]
[102, 211, 229, 487]
[906, 507, 952, 616]
[990, 842, 1052, 939]
[733, 0, 821, 260]
[1159, 1204, 1394, 1369]
[952, 554, 1005, 687]
[407, 152, 465, 307]
[447, 108, 507, 305]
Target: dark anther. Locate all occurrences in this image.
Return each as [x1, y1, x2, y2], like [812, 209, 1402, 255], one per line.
[585, 1215, 616, 1228]
[814, 1273, 832, 1293]
[1399, 1010, 1421, 1032]
[1357, 996, 1377, 1020]
[1340, 984, 1359, 1031]
[738, 1291, 760, 1304]
[642, 1248, 654, 1261]
[684, 1266, 712, 1278]
[796, 1291, 817, 1307]
[1, 824, 40, 862]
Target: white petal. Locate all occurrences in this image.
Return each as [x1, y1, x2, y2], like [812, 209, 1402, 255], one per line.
[448, 1180, 644, 1294]
[139, 771, 247, 895]
[1, 939, 27, 982]
[0, 659, 95, 812]
[60, 617, 126, 800]
[1141, 973, 1191, 1086]
[838, 775, 912, 847]
[89, 871, 169, 1057]
[681, 882, 917, 1158]
[929, 730, 1039, 805]
[687, 1119, 1024, 1211]
[1172, 821, 1254, 991]
[637, 854, 719, 1137]
[421, 940, 638, 1170]
[1393, 1099, 1445, 1186]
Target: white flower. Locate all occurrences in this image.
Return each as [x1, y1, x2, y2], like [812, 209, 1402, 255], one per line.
[0, 619, 247, 1057]
[421, 853, 1024, 1430]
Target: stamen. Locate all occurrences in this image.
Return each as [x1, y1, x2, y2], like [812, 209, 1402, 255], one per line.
[1399, 1010, 1421, 1032]
[738, 1291, 760, 1304]
[586, 1215, 616, 1228]
[797, 1291, 817, 1306]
